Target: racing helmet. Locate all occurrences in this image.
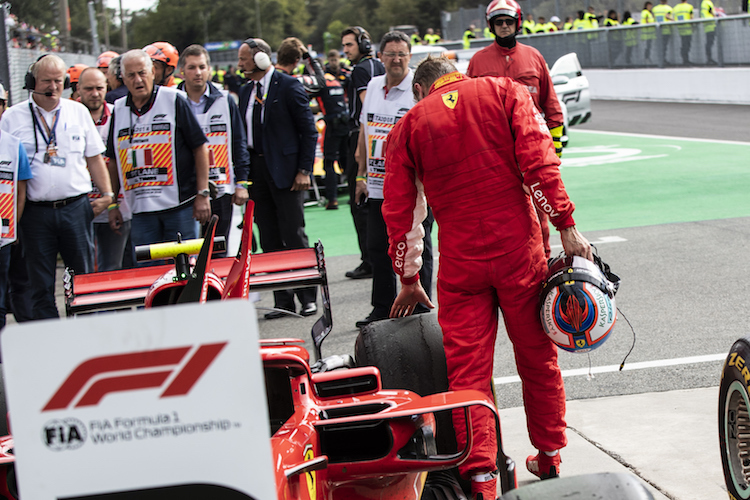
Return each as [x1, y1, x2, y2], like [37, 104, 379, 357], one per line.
[143, 42, 179, 68]
[96, 50, 119, 69]
[539, 254, 620, 353]
[486, 0, 523, 33]
[67, 64, 88, 85]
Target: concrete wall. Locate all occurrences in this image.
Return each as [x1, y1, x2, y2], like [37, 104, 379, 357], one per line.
[585, 67, 750, 105]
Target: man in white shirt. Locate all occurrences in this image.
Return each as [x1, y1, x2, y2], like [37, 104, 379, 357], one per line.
[353, 31, 433, 328]
[0, 54, 114, 319]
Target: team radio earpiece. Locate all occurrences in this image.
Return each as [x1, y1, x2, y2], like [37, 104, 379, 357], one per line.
[23, 54, 71, 92]
[243, 38, 272, 72]
[353, 26, 372, 55]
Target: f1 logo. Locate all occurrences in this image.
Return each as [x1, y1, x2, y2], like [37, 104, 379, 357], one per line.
[42, 343, 227, 411]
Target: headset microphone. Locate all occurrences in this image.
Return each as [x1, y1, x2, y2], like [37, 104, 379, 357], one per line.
[32, 91, 54, 97]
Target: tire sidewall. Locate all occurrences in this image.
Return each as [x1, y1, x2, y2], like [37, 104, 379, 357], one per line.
[719, 335, 750, 499]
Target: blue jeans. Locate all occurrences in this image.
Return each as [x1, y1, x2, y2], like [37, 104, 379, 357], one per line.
[21, 195, 95, 319]
[131, 204, 198, 267]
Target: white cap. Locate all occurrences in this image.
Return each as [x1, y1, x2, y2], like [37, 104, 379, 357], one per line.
[550, 15, 561, 22]
[0, 83, 7, 101]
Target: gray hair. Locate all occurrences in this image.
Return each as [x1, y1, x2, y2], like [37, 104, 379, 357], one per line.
[120, 49, 153, 73]
[32, 54, 66, 78]
[108, 55, 122, 81]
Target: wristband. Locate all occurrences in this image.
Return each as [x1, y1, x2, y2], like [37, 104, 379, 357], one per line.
[107, 203, 119, 211]
[101, 191, 115, 198]
[400, 273, 419, 286]
[356, 176, 367, 182]
[236, 180, 252, 188]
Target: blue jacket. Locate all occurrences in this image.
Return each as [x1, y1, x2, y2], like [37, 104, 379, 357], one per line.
[239, 70, 317, 190]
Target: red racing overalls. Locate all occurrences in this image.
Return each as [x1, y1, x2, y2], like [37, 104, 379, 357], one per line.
[382, 72, 574, 478]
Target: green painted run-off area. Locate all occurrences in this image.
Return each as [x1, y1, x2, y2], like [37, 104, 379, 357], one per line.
[299, 130, 750, 257]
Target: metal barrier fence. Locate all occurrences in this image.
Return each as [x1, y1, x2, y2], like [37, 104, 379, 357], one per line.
[517, 15, 750, 68]
[8, 49, 98, 106]
[452, 14, 750, 69]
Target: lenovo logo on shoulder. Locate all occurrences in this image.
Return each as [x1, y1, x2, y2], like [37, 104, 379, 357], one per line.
[42, 343, 227, 412]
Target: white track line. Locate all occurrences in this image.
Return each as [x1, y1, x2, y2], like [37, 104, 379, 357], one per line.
[575, 129, 750, 146]
[494, 353, 727, 385]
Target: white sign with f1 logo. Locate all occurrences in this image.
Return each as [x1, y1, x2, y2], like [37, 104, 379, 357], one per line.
[1, 300, 275, 500]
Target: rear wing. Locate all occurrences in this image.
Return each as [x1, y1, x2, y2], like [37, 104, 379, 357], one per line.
[64, 208, 333, 360]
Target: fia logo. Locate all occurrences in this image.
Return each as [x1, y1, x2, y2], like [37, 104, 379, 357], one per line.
[42, 418, 87, 451]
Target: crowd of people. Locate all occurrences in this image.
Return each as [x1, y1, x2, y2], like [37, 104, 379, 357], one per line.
[473, 0, 722, 35]
[2, 0, 606, 496]
[6, 13, 62, 51]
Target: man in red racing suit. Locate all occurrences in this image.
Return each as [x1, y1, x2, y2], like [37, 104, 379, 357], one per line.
[382, 59, 592, 499]
[467, 0, 565, 259]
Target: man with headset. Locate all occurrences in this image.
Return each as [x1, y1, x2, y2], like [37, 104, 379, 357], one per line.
[1, 54, 115, 319]
[237, 38, 318, 319]
[341, 26, 384, 280]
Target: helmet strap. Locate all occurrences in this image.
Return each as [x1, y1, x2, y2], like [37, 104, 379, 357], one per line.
[495, 32, 517, 48]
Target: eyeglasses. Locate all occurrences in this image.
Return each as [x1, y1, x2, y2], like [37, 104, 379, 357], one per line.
[382, 52, 409, 59]
[493, 18, 517, 26]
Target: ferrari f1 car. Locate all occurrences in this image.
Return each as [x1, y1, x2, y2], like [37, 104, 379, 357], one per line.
[59, 203, 518, 499]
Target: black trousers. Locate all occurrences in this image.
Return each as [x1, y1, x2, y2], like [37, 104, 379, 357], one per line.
[202, 193, 233, 258]
[367, 198, 433, 316]
[323, 115, 349, 203]
[347, 128, 370, 267]
[250, 151, 316, 309]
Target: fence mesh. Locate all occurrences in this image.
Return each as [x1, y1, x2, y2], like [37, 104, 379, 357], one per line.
[8, 49, 98, 107]
[443, 13, 750, 69]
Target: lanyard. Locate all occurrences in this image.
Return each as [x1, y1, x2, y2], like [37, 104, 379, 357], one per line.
[254, 82, 268, 106]
[128, 111, 140, 146]
[30, 103, 60, 148]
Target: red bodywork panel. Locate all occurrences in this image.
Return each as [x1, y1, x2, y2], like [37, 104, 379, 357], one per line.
[260, 344, 499, 500]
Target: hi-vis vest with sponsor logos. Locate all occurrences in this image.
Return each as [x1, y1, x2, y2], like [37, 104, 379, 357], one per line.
[112, 87, 182, 214]
[91, 103, 131, 223]
[193, 90, 234, 198]
[361, 73, 414, 200]
[0, 134, 21, 247]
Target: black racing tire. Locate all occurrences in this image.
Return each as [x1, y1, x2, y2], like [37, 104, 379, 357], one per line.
[354, 314, 454, 453]
[355, 313, 450, 397]
[355, 313, 468, 498]
[719, 335, 750, 500]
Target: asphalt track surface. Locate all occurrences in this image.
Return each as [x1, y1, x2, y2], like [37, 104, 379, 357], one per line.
[254, 99, 750, 410]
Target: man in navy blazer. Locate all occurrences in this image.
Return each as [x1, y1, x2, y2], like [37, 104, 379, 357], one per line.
[238, 38, 319, 319]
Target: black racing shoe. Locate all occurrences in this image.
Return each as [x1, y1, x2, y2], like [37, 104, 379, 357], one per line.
[345, 263, 372, 279]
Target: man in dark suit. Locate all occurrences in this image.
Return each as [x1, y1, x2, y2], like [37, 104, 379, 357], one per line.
[238, 38, 318, 319]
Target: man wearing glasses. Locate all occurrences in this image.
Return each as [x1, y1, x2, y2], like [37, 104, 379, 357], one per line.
[468, 0, 564, 260]
[353, 31, 433, 328]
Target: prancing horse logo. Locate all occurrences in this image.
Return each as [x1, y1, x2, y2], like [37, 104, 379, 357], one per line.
[441, 90, 458, 109]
